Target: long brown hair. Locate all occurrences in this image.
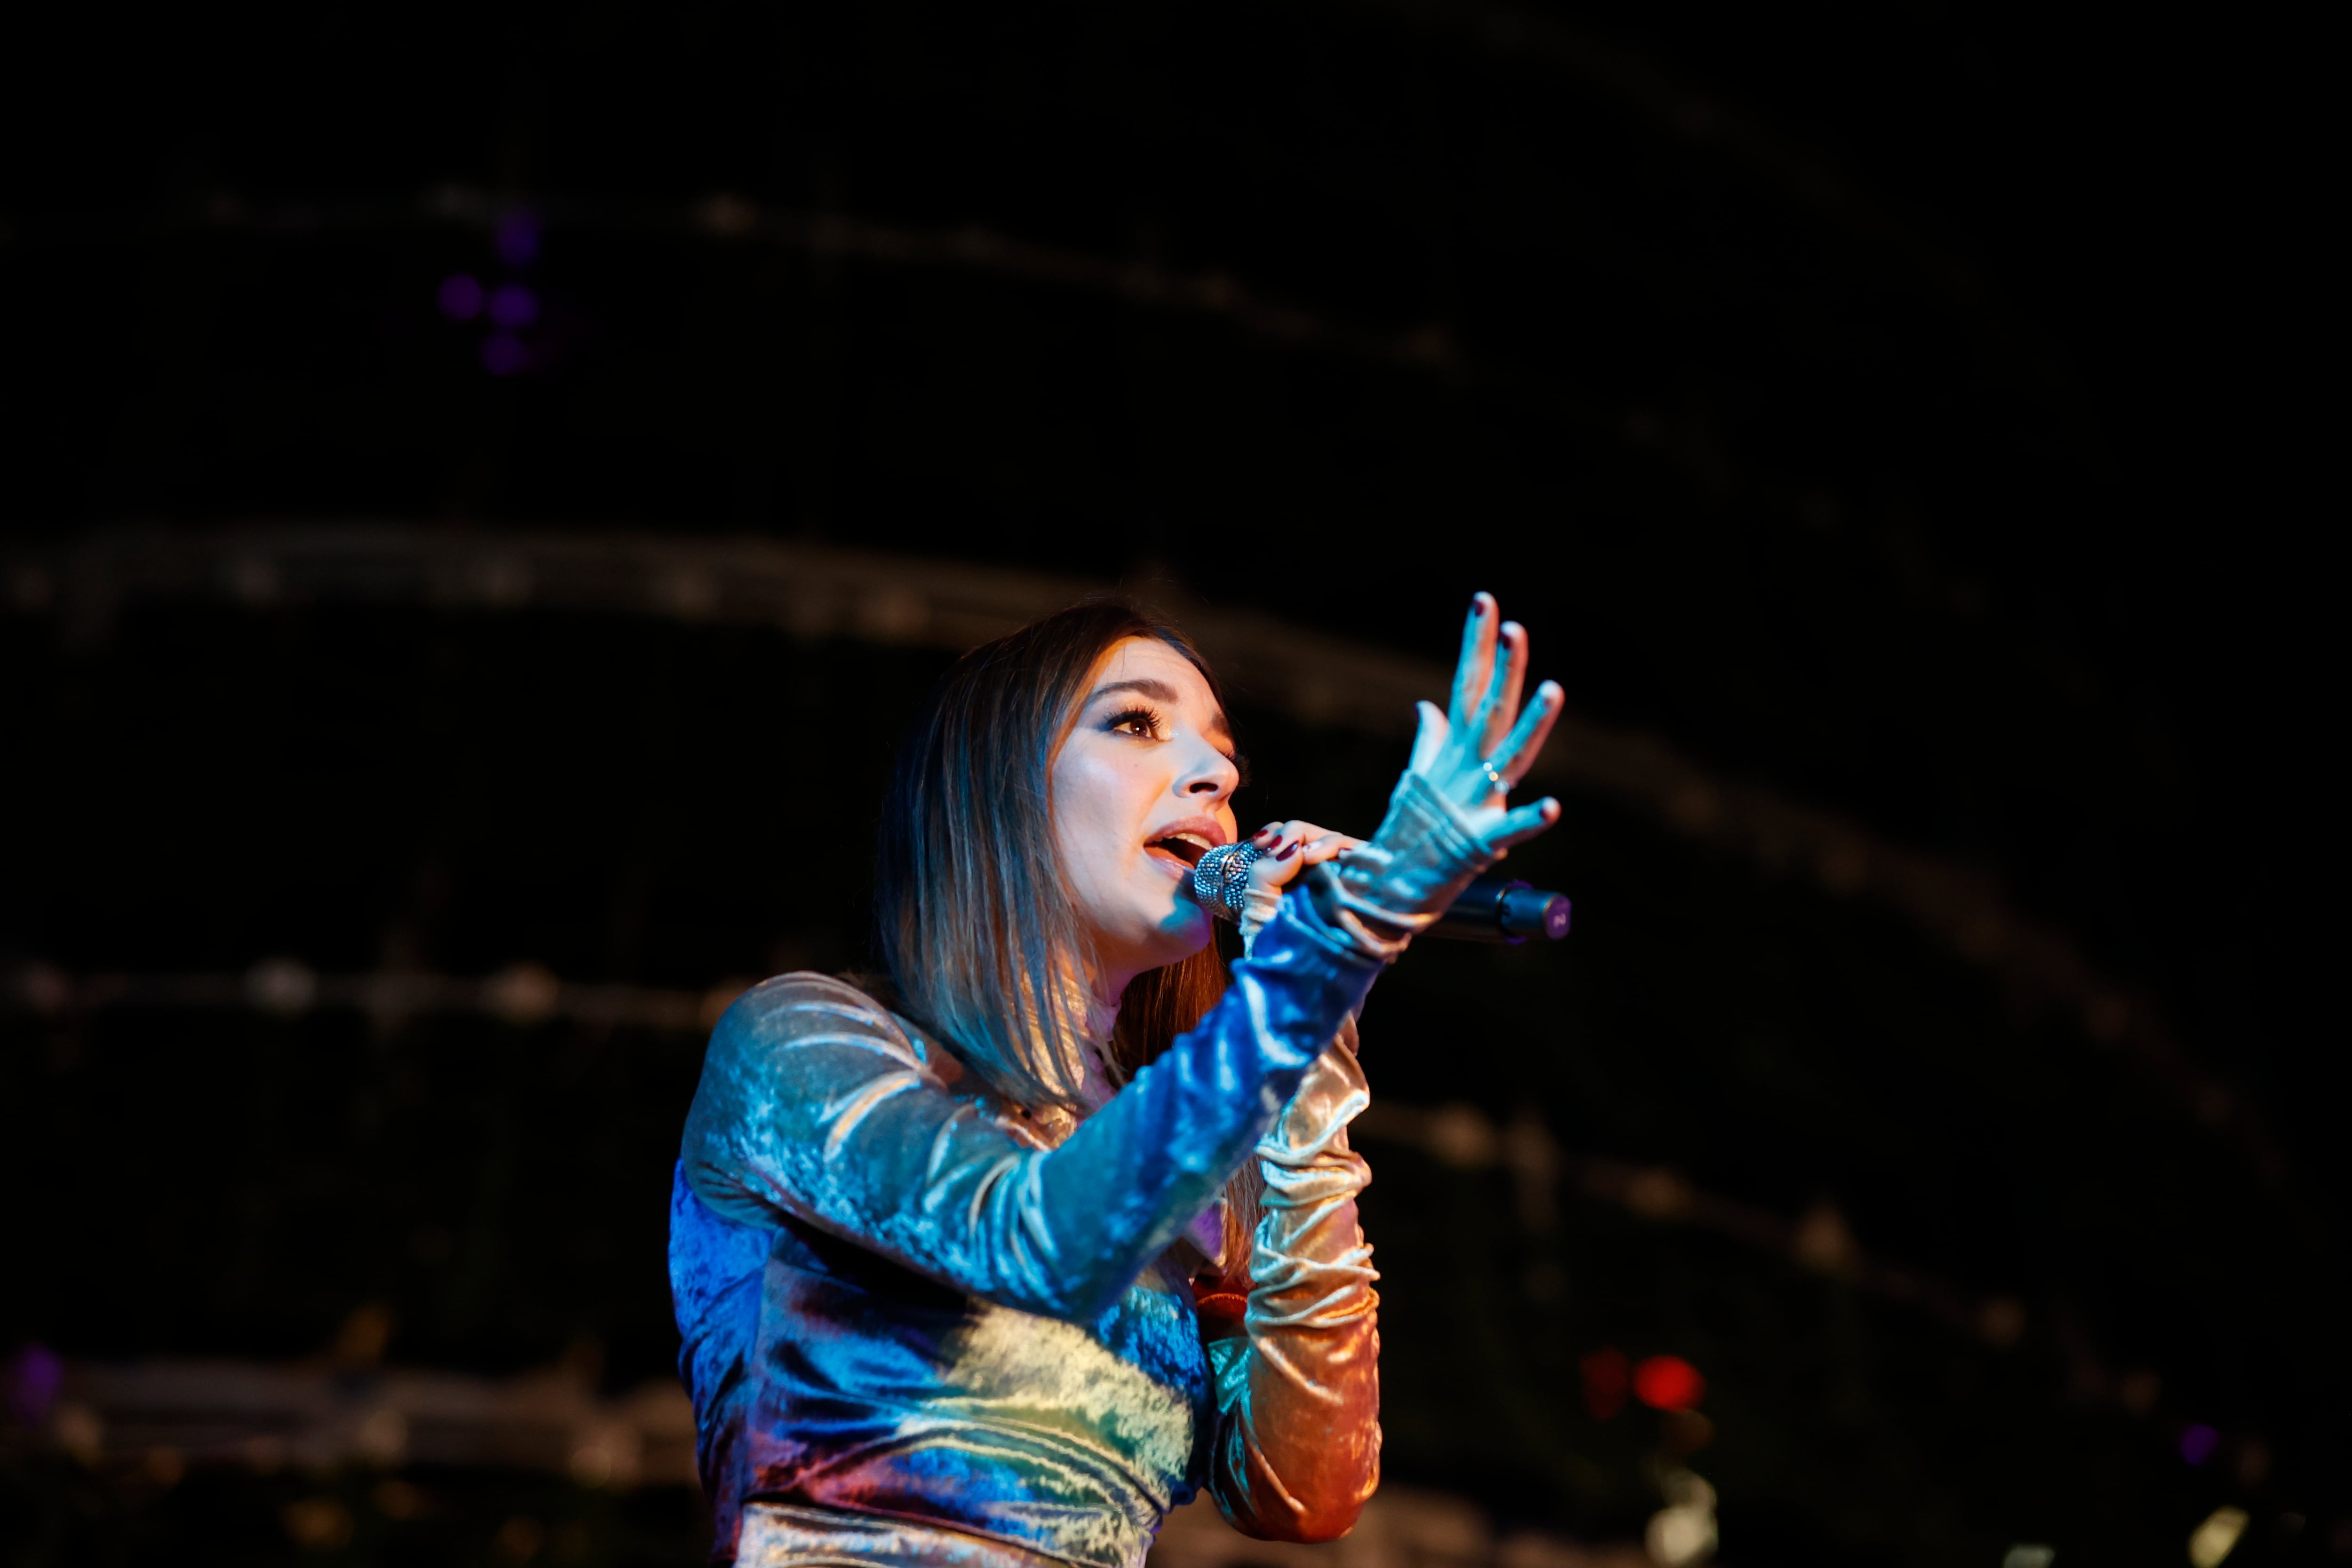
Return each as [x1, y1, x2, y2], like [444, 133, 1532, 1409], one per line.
[872, 599, 1231, 1111]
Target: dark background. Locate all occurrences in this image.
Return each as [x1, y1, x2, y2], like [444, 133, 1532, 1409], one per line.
[2, 3, 2339, 1565]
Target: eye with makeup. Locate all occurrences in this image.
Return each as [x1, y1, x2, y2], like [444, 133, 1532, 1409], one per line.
[1104, 705, 1167, 741]
[1103, 705, 1248, 779]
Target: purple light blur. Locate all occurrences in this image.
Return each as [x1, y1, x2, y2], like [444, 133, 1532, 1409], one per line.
[6, 1343, 64, 1426]
[488, 284, 540, 330]
[2179, 1424, 2220, 1465]
[494, 211, 541, 268]
[437, 274, 484, 321]
[480, 334, 530, 377]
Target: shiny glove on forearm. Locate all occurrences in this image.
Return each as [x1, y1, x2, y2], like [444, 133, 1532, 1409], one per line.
[680, 892, 1383, 1326]
[1202, 1029, 1380, 1542]
[1304, 770, 1497, 959]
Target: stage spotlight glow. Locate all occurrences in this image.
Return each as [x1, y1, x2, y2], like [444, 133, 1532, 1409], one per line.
[2188, 1506, 2248, 1568]
[1647, 1472, 1717, 1567]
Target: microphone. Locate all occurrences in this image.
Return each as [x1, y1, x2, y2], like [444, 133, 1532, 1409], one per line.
[1425, 874, 1573, 944]
[1192, 847, 1571, 944]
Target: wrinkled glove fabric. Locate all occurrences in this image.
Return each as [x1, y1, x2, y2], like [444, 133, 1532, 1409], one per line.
[1309, 770, 1498, 960]
[1200, 1012, 1381, 1541]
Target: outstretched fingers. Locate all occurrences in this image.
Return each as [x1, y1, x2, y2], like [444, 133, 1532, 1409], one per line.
[1473, 621, 1530, 754]
[1447, 594, 1499, 734]
[1486, 796, 1562, 852]
[1492, 679, 1565, 785]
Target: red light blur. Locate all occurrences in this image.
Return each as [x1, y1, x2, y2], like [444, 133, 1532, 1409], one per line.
[1634, 1354, 1706, 1411]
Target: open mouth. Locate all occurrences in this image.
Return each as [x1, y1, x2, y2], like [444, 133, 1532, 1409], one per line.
[1145, 832, 1216, 868]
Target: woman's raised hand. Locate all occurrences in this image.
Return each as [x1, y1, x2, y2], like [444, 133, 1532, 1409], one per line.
[1409, 593, 1564, 853]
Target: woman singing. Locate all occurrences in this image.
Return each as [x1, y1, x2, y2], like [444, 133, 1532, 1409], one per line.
[670, 593, 1563, 1567]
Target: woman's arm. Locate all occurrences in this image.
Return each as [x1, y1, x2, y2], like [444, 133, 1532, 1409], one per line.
[682, 592, 1562, 1328]
[679, 892, 1383, 1324]
[1200, 1025, 1381, 1541]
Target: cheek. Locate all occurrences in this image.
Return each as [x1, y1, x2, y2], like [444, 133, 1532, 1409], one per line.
[1053, 749, 1150, 866]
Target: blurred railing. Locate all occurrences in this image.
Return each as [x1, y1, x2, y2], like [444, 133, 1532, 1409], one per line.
[3, 1348, 1648, 1566]
[4, 524, 2262, 1183]
[0, 958, 2041, 1355]
[15, 1353, 697, 1491]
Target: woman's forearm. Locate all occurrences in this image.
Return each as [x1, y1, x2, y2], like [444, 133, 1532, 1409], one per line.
[681, 895, 1383, 1324]
[1203, 1039, 1382, 1541]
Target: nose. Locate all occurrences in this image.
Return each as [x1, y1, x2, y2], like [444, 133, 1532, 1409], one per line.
[1178, 738, 1238, 802]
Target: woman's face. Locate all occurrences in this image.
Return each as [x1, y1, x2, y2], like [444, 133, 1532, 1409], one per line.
[1051, 636, 1241, 992]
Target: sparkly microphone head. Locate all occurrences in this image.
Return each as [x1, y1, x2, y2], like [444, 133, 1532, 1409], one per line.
[1189, 841, 1263, 920]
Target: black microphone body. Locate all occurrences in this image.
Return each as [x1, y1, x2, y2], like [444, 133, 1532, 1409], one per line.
[1191, 843, 1570, 942]
[1426, 874, 1573, 944]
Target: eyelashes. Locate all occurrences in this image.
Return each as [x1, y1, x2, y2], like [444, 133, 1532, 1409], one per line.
[1100, 704, 1248, 782]
[1104, 705, 1166, 739]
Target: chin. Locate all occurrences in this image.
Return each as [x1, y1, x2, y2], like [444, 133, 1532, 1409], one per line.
[1146, 897, 1217, 961]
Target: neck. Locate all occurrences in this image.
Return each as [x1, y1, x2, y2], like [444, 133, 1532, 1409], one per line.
[1067, 955, 1128, 1114]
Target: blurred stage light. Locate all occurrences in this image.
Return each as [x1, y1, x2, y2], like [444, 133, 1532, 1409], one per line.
[5, 1343, 64, 1426]
[283, 1498, 355, 1550]
[1635, 1355, 1706, 1412]
[2179, 1424, 2220, 1465]
[1662, 1410, 1715, 1454]
[244, 957, 317, 1017]
[2188, 1506, 2247, 1568]
[489, 283, 540, 330]
[1646, 1471, 1717, 1567]
[437, 274, 484, 320]
[2002, 1547, 2055, 1568]
[485, 964, 561, 1025]
[1646, 1506, 1715, 1568]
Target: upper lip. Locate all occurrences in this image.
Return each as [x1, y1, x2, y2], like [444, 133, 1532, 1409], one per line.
[1144, 816, 1232, 867]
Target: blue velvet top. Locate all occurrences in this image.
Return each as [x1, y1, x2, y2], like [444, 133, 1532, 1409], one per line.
[669, 895, 1385, 1567]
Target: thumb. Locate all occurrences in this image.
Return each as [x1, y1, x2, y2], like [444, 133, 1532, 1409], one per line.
[1409, 700, 1450, 775]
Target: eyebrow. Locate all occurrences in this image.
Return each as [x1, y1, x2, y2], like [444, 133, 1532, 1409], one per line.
[1086, 677, 1234, 743]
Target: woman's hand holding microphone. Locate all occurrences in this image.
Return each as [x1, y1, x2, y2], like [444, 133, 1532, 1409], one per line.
[1200, 593, 1565, 961]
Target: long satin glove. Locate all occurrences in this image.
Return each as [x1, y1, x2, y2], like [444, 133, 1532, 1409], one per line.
[680, 893, 1382, 1325]
[1201, 1029, 1380, 1541]
[1307, 770, 1497, 959]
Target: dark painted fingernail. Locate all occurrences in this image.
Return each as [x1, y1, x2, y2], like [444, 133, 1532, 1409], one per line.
[1276, 842, 1300, 861]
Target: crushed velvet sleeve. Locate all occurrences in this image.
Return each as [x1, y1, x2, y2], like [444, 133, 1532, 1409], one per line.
[1202, 1025, 1381, 1542]
[679, 895, 1385, 1326]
